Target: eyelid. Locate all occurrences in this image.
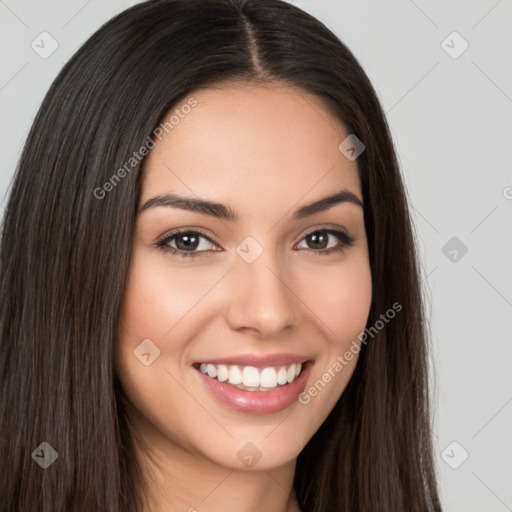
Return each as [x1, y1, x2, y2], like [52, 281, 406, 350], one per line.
[156, 227, 217, 244]
[300, 223, 352, 238]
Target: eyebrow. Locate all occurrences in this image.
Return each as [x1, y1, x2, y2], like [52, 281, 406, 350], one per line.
[139, 188, 363, 221]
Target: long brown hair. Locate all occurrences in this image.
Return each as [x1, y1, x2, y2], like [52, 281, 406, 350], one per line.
[0, 0, 442, 510]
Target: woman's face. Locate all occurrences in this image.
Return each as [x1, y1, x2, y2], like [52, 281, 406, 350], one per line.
[117, 83, 372, 471]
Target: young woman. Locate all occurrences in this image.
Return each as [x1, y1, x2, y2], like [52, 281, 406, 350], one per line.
[0, 0, 443, 511]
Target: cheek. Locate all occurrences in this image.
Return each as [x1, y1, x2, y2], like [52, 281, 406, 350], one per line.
[300, 253, 373, 347]
[331, 269, 372, 346]
[117, 251, 181, 381]
[119, 251, 211, 341]
[294, 254, 372, 415]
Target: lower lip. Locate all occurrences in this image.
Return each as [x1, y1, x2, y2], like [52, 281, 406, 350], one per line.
[194, 362, 313, 414]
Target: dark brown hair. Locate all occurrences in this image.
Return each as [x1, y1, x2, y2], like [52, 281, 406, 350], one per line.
[0, 0, 442, 510]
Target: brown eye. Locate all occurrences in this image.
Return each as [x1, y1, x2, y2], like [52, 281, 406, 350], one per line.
[296, 229, 355, 255]
[156, 230, 217, 258]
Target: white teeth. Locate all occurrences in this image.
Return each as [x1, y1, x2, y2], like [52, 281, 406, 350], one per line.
[197, 362, 304, 390]
[206, 364, 217, 378]
[216, 364, 229, 382]
[260, 367, 277, 388]
[228, 365, 242, 385]
[276, 367, 288, 385]
[242, 366, 260, 387]
[286, 365, 296, 383]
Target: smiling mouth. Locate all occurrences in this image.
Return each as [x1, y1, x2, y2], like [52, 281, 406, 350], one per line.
[192, 361, 311, 392]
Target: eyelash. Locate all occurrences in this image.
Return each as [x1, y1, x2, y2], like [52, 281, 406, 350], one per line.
[156, 228, 355, 259]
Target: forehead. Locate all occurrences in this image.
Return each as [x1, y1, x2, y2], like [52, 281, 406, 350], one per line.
[140, 83, 362, 209]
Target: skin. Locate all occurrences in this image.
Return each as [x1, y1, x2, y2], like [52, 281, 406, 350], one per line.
[116, 82, 373, 512]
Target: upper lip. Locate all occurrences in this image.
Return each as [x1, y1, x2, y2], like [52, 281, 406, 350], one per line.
[194, 353, 312, 368]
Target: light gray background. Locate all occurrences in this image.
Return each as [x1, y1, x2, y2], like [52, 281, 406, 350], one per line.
[1, 1, 511, 510]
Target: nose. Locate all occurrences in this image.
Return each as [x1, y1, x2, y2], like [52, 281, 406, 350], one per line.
[225, 249, 298, 337]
